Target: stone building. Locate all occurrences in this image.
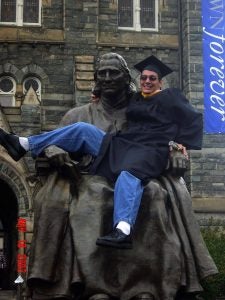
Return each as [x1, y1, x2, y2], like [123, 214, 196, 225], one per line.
[0, 0, 224, 299]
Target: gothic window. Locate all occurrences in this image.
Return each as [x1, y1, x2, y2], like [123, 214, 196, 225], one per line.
[0, 76, 16, 107]
[118, 0, 158, 31]
[0, 0, 41, 26]
[118, 0, 133, 27]
[23, 77, 41, 101]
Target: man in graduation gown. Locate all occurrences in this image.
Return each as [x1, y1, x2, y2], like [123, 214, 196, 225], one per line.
[27, 53, 218, 300]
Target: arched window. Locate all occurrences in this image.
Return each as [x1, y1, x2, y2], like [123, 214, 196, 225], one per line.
[23, 77, 41, 101]
[0, 76, 16, 107]
[118, 0, 158, 32]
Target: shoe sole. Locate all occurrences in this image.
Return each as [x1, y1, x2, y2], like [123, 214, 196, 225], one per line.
[0, 129, 25, 161]
[0, 142, 22, 161]
[96, 240, 132, 249]
[0, 137, 20, 161]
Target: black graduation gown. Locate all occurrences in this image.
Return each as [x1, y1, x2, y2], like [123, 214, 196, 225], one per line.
[90, 88, 203, 183]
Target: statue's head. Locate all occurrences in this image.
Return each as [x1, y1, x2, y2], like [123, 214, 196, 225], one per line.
[94, 53, 132, 98]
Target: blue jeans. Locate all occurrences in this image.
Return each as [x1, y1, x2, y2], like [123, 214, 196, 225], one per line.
[114, 171, 143, 227]
[28, 122, 105, 157]
[28, 122, 144, 227]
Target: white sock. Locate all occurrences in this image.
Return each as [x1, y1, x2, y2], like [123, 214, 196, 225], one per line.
[116, 221, 131, 235]
[19, 137, 29, 151]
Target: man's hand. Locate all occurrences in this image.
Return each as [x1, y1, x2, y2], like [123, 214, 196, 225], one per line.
[168, 141, 188, 176]
[175, 143, 188, 159]
[169, 141, 188, 159]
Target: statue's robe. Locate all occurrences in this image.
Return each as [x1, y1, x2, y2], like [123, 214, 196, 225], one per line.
[27, 102, 218, 300]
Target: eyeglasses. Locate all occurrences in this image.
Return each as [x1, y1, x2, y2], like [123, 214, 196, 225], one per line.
[140, 75, 158, 81]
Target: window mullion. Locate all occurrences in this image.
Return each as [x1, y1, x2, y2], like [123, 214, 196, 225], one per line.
[38, 0, 41, 24]
[17, 0, 23, 26]
[134, 0, 141, 31]
[155, 0, 158, 31]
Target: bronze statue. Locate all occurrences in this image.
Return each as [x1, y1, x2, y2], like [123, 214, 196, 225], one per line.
[27, 53, 218, 300]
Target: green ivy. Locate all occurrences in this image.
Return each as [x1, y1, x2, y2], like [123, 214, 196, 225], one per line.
[200, 224, 225, 300]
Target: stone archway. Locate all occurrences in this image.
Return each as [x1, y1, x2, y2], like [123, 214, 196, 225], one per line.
[0, 179, 18, 290]
[0, 158, 32, 296]
[0, 161, 30, 215]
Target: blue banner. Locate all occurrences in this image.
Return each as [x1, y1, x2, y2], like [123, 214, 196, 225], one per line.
[202, 1, 225, 133]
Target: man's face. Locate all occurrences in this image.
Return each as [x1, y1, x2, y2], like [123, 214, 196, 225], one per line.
[140, 70, 162, 95]
[96, 58, 129, 96]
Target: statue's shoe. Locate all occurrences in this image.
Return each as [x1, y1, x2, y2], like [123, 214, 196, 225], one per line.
[0, 128, 26, 161]
[133, 293, 155, 300]
[96, 228, 132, 249]
[89, 294, 110, 300]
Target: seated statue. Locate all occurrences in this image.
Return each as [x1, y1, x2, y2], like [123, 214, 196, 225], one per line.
[27, 53, 218, 300]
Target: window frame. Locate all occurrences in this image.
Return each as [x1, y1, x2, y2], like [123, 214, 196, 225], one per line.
[0, 76, 16, 107]
[0, 0, 41, 26]
[0, 76, 16, 94]
[23, 76, 42, 101]
[118, 0, 158, 32]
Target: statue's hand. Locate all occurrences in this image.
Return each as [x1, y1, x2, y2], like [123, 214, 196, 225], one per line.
[44, 145, 72, 168]
[35, 145, 82, 182]
[168, 141, 188, 177]
[35, 145, 73, 176]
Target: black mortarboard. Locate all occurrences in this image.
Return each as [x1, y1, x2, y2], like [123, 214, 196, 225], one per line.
[134, 55, 173, 78]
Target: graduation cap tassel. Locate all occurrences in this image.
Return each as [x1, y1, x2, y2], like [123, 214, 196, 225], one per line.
[14, 218, 27, 285]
